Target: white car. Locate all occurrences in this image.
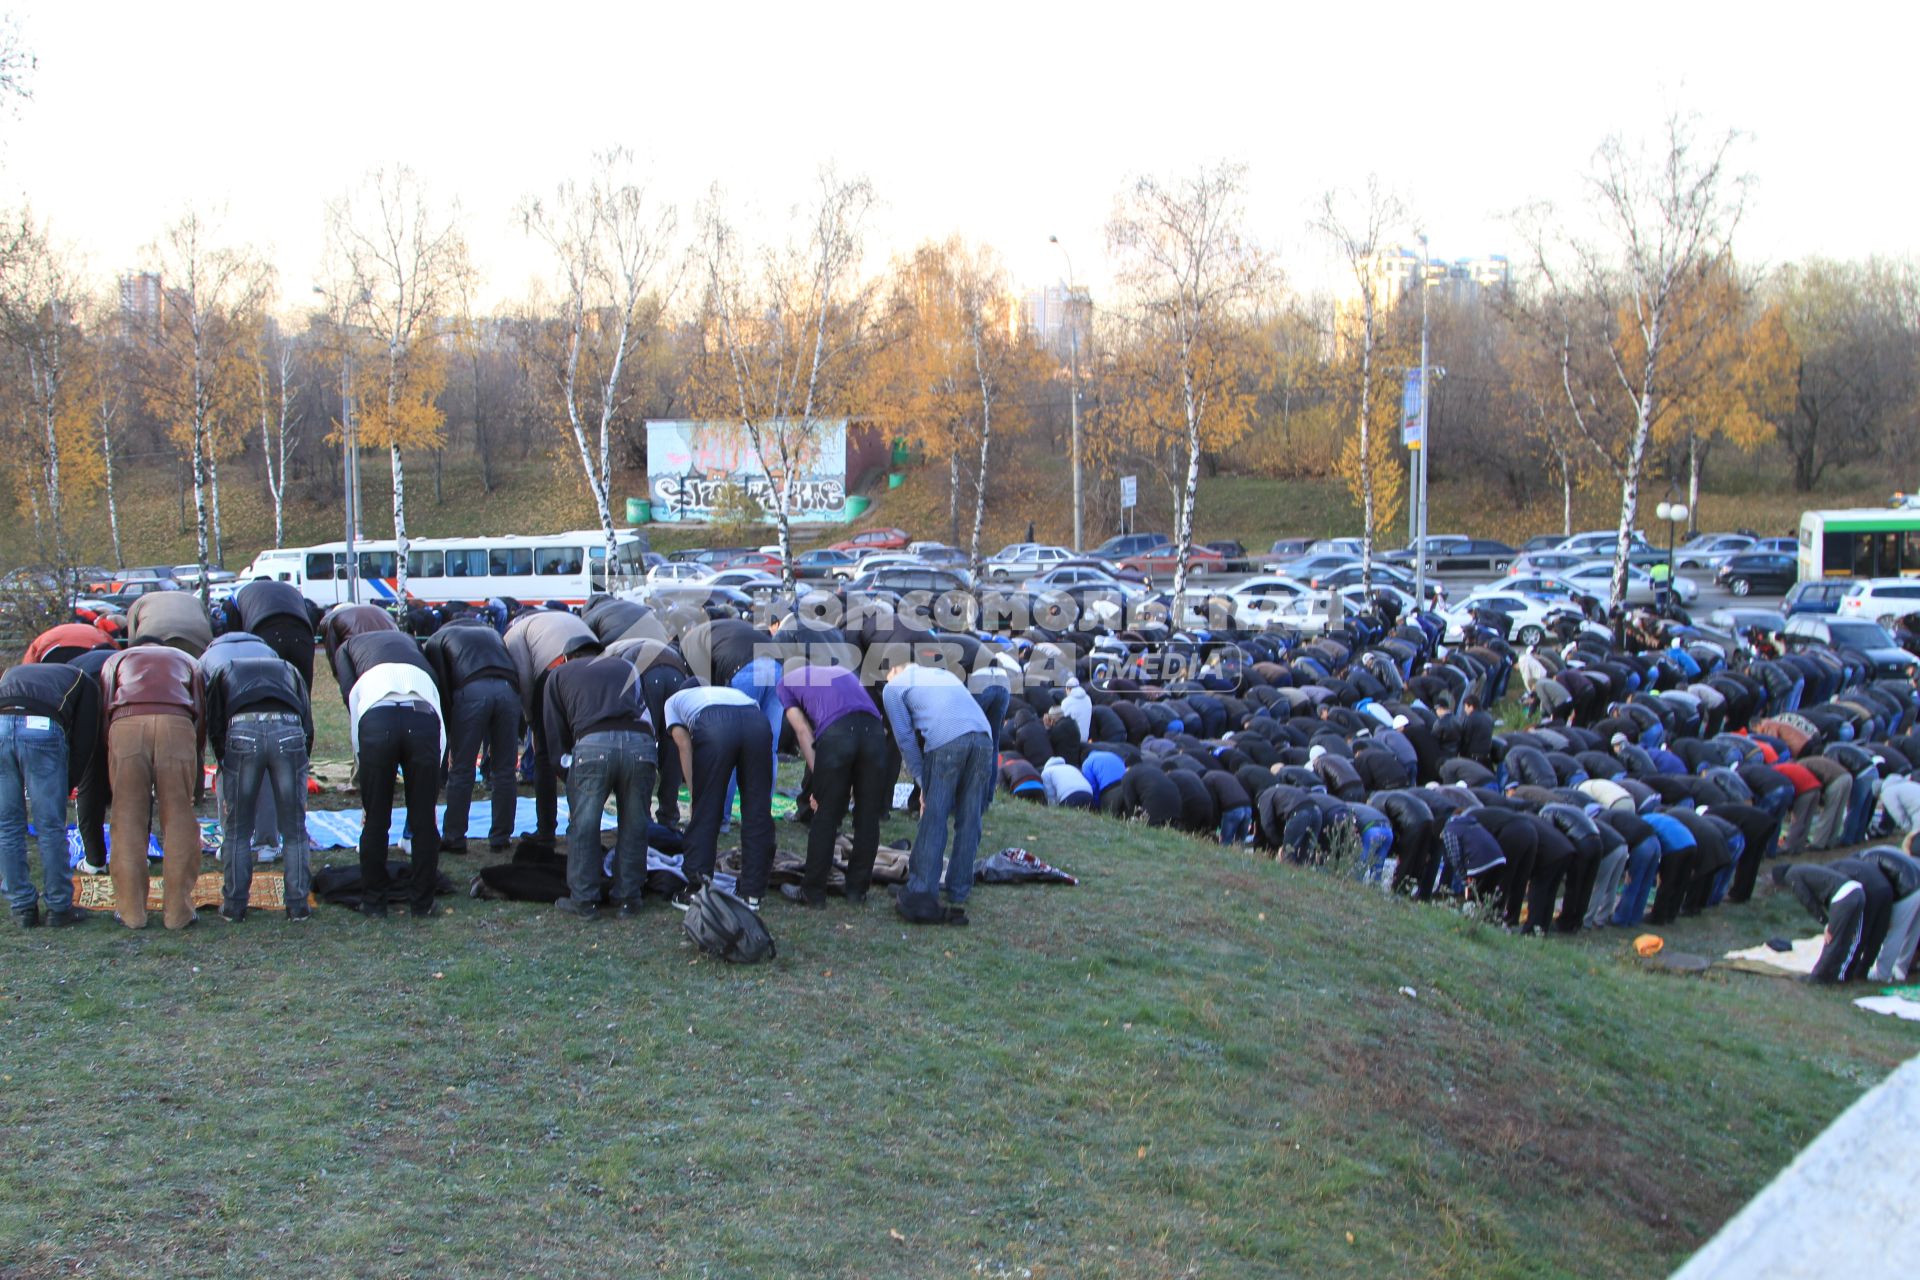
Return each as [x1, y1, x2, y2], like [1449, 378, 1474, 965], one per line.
[646, 561, 708, 585]
[1836, 578, 1920, 627]
[1559, 560, 1698, 605]
[1443, 591, 1601, 646]
[1674, 533, 1756, 570]
[983, 544, 1073, 581]
[1263, 584, 1417, 635]
[1495, 573, 1582, 602]
[1555, 530, 1653, 557]
[850, 552, 926, 579]
[1021, 565, 1147, 599]
[700, 568, 783, 592]
[1222, 575, 1311, 628]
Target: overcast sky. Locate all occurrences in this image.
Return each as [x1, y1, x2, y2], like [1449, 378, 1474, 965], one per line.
[6, 0, 1914, 311]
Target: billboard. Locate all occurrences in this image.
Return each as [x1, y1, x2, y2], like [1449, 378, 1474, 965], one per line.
[645, 419, 850, 523]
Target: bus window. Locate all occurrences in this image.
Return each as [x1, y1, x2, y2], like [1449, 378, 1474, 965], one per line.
[490, 546, 533, 577]
[359, 551, 397, 579]
[306, 553, 334, 580]
[535, 546, 579, 576]
[1905, 530, 1920, 573]
[444, 549, 484, 578]
[409, 550, 444, 578]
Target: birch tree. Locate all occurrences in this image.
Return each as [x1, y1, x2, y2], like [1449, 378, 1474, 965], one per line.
[328, 168, 468, 600]
[1526, 115, 1747, 606]
[253, 315, 300, 547]
[1106, 163, 1271, 602]
[696, 171, 874, 591]
[0, 216, 90, 568]
[524, 149, 679, 580]
[1315, 179, 1410, 592]
[142, 211, 269, 591]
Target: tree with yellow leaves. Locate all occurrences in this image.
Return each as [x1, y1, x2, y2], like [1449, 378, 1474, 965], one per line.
[1106, 164, 1272, 601]
[328, 168, 469, 600]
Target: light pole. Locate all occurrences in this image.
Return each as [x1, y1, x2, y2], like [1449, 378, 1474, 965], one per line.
[1655, 500, 1689, 614]
[1413, 236, 1432, 609]
[1049, 235, 1084, 552]
[313, 285, 360, 604]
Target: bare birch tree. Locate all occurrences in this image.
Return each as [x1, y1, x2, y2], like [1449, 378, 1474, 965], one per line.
[329, 168, 469, 600]
[1315, 178, 1409, 593]
[524, 148, 679, 582]
[1107, 163, 1271, 603]
[697, 171, 874, 591]
[1525, 115, 1747, 606]
[254, 315, 299, 547]
[0, 216, 86, 568]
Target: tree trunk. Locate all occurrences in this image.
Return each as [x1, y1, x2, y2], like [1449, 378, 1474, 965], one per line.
[1357, 300, 1375, 591]
[473, 350, 495, 493]
[209, 448, 225, 567]
[1687, 434, 1703, 534]
[391, 443, 409, 600]
[948, 451, 961, 547]
[433, 446, 444, 505]
[101, 403, 123, 569]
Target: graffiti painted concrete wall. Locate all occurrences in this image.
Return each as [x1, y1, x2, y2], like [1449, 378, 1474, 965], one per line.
[645, 420, 852, 523]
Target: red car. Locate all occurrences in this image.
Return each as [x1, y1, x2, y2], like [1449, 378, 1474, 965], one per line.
[721, 551, 784, 571]
[828, 527, 910, 554]
[1118, 544, 1226, 579]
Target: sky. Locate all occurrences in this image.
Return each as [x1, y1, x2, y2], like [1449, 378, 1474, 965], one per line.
[5, 0, 1916, 312]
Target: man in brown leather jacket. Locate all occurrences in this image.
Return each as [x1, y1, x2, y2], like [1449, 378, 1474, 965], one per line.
[100, 646, 206, 929]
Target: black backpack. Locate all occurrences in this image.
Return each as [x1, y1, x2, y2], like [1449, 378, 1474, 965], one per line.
[682, 884, 777, 964]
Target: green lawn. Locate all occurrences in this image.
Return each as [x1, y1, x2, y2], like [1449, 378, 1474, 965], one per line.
[1, 670, 1913, 1277]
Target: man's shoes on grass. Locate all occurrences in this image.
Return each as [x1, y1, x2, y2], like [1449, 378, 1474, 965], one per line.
[78, 859, 106, 876]
[892, 889, 946, 925]
[553, 896, 598, 921]
[286, 902, 312, 922]
[12, 906, 40, 928]
[218, 902, 247, 924]
[361, 899, 389, 920]
[667, 886, 697, 913]
[440, 840, 470, 855]
[779, 884, 825, 909]
[409, 902, 439, 919]
[613, 898, 643, 919]
[943, 905, 970, 928]
[46, 907, 90, 928]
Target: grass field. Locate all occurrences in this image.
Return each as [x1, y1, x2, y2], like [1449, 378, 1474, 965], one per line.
[1, 664, 1916, 1278]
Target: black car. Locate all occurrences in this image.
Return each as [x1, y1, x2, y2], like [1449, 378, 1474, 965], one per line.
[1203, 540, 1253, 572]
[1714, 552, 1797, 597]
[1382, 537, 1517, 573]
[1306, 562, 1438, 600]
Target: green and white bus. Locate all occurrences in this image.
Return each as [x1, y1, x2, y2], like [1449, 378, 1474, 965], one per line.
[1797, 503, 1920, 580]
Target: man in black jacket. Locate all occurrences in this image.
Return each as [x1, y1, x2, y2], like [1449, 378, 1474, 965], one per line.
[424, 616, 523, 854]
[1862, 847, 1920, 983]
[1102, 763, 1183, 828]
[0, 662, 101, 926]
[542, 653, 655, 920]
[202, 651, 314, 921]
[1775, 862, 1885, 983]
[231, 579, 316, 689]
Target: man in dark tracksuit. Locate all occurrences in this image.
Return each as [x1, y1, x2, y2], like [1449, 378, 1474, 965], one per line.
[1540, 802, 1604, 932]
[607, 637, 695, 827]
[1438, 811, 1523, 926]
[425, 617, 523, 853]
[202, 651, 313, 921]
[0, 662, 101, 926]
[665, 684, 776, 909]
[1860, 847, 1920, 983]
[232, 579, 317, 690]
[1776, 862, 1882, 983]
[777, 662, 887, 906]
[543, 654, 655, 920]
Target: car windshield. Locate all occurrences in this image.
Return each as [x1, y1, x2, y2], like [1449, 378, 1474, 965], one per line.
[1828, 621, 1896, 648]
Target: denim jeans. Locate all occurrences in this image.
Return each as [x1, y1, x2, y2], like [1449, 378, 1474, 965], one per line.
[219, 712, 311, 913]
[906, 731, 992, 910]
[725, 657, 783, 821]
[0, 714, 72, 916]
[564, 729, 656, 907]
[1218, 805, 1253, 846]
[972, 681, 1011, 819]
[1841, 768, 1881, 847]
[444, 677, 520, 847]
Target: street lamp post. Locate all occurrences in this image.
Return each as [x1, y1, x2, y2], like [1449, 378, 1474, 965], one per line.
[313, 285, 360, 604]
[1049, 235, 1084, 553]
[1655, 500, 1689, 614]
[1414, 235, 1432, 610]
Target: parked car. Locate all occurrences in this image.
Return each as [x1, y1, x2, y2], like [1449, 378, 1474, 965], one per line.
[791, 548, 859, 581]
[1754, 537, 1798, 555]
[850, 552, 927, 579]
[983, 544, 1074, 582]
[1517, 535, 1565, 554]
[1222, 575, 1311, 628]
[1265, 551, 1359, 578]
[1308, 537, 1367, 557]
[1495, 574, 1581, 602]
[84, 578, 184, 610]
[1440, 590, 1599, 646]
[1783, 615, 1920, 678]
[846, 566, 973, 595]
[1053, 558, 1149, 585]
[700, 568, 783, 592]
[1714, 552, 1798, 597]
[1674, 533, 1755, 570]
[1090, 532, 1171, 560]
[1415, 537, 1516, 574]
[828, 527, 911, 554]
[1706, 607, 1789, 640]
[1266, 537, 1315, 559]
[172, 564, 240, 588]
[1836, 578, 1920, 627]
[1783, 578, 1850, 616]
[1203, 540, 1253, 572]
[1558, 560, 1698, 605]
[647, 561, 708, 585]
[1264, 584, 1417, 635]
[1506, 551, 1587, 578]
[1555, 530, 1652, 557]
[719, 551, 783, 571]
[1023, 565, 1147, 598]
[917, 545, 971, 567]
[1117, 544, 1226, 580]
[1305, 562, 1431, 599]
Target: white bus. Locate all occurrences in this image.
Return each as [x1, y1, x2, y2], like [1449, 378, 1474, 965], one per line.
[240, 530, 650, 609]
[1796, 505, 1920, 581]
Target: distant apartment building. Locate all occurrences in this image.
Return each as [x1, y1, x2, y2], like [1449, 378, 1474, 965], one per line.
[118, 271, 163, 333]
[1024, 281, 1090, 354]
[1347, 248, 1511, 311]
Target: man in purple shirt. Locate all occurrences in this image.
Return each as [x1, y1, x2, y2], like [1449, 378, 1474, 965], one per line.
[777, 662, 887, 907]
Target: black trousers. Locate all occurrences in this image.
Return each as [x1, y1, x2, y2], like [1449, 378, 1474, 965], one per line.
[1647, 846, 1698, 926]
[255, 615, 316, 692]
[1555, 836, 1603, 933]
[804, 713, 888, 897]
[683, 706, 776, 898]
[642, 665, 688, 825]
[443, 676, 520, 847]
[75, 742, 110, 867]
[358, 703, 442, 911]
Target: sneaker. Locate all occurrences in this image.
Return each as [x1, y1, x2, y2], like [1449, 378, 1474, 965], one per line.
[613, 898, 643, 919]
[12, 907, 40, 928]
[440, 840, 470, 856]
[779, 884, 825, 909]
[845, 890, 868, 906]
[943, 905, 970, 927]
[743, 896, 762, 913]
[46, 908, 91, 928]
[487, 837, 511, 852]
[218, 904, 247, 923]
[667, 887, 696, 913]
[285, 903, 312, 922]
[78, 859, 107, 876]
[552, 897, 598, 921]
[892, 889, 945, 925]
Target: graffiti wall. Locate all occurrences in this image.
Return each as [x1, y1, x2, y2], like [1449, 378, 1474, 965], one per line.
[645, 420, 850, 523]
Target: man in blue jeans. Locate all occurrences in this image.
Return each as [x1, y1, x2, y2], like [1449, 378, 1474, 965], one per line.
[201, 650, 314, 922]
[0, 661, 101, 927]
[543, 653, 655, 920]
[882, 662, 991, 926]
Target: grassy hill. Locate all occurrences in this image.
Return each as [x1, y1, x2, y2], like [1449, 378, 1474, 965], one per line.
[0, 666, 1912, 1278]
